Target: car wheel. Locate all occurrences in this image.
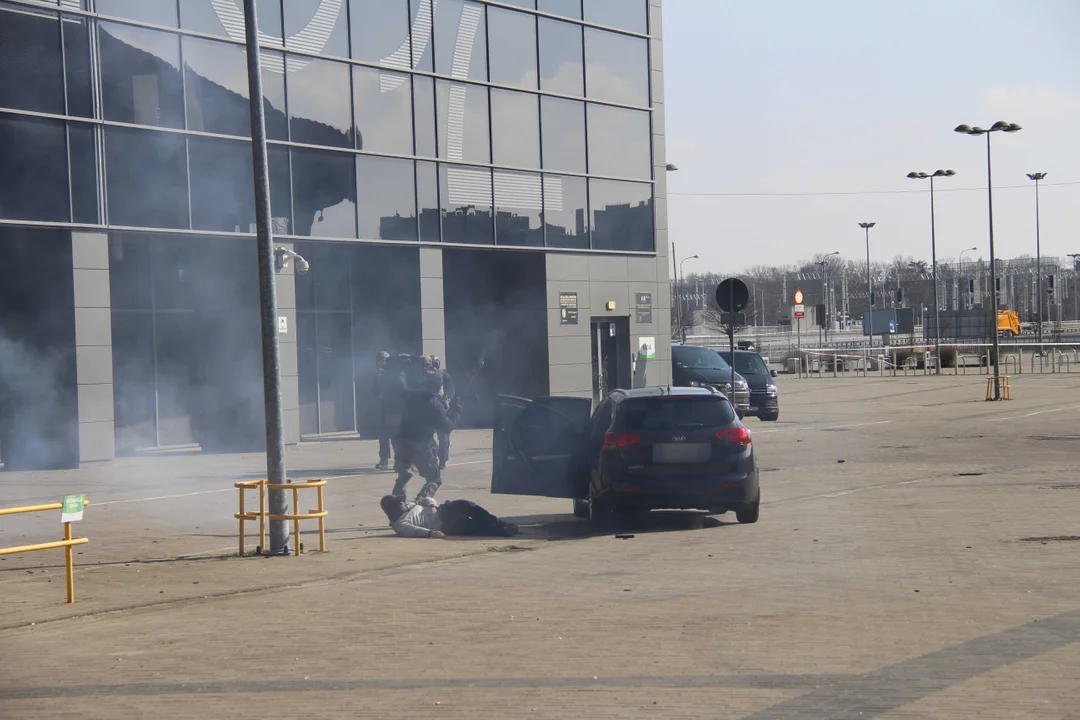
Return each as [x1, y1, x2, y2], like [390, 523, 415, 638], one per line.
[760, 411, 779, 422]
[736, 494, 760, 524]
[588, 492, 616, 532]
[573, 498, 589, 519]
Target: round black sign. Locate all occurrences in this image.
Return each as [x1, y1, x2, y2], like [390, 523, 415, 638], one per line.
[715, 278, 750, 312]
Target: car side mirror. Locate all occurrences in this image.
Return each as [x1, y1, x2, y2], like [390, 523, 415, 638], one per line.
[770, 369, 778, 378]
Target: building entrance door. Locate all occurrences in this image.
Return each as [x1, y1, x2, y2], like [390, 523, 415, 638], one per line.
[591, 317, 631, 403]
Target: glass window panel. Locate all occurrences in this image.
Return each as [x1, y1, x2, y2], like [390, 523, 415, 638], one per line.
[353, 66, 413, 155]
[63, 14, 93, 117]
[0, 4, 63, 114]
[189, 136, 256, 232]
[105, 126, 189, 229]
[495, 170, 543, 247]
[109, 236, 152, 310]
[357, 155, 417, 241]
[501, 0, 535, 8]
[0, 115, 68, 222]
[179, 0, 282, 42]
[583, 0, 647, 34]
[540, 96, 585, 174]
[440, 164, 493, 245]
[586, 104, 651, 179]
[584, 28, 648, 106]
[487, 7, 537, 90]
[491, 90, 539, 169]
[408, 0, 434, 72]
[96, 0, 178, 26]
[350, 0, 409, 62]
[543, 174, 588, 249]
[417, 160, 439, 242]
[183, 36, 251, 137]
[69, 123, 98, 224]
[287, 56, 352, 148]
[262, 51, 289, 140]
[434, 0, 486, 81]
[99, 22, 185, 129]
[436, 80, 489, 164]
[589, 178, 652, 252]
[413, 75, 436, 157]
[268, 144, 293, 234]
[538, 17, 583, 97]
[537, 0, 580, 19]
[285, 0, 348, 58]
[290, 147, 357, 238]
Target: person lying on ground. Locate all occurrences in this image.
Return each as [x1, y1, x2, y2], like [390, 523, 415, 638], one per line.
[379, 495, 518, 538]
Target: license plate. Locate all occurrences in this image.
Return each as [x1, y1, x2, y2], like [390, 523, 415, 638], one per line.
[652, 443, 711, 463]
[749, 406, 759, 412]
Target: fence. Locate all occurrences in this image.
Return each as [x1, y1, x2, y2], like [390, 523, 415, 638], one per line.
[0, 498, 90, 603]
[235, 479, 328, 557]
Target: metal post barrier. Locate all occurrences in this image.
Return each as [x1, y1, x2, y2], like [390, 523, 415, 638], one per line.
[1058, 353, 1071, 373]
[236, 480, 328, 557]
[0, 499, 90, 603]
[833, 354, 838, 378]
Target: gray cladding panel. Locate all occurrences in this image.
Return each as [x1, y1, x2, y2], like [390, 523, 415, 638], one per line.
[588, 256, 629, 282]
[79, 421, 115, 463]
[548, 334, 592, 366]
[421, 247, 443, 279]
[546, 253, 591, 282]
[71, 232, 109, 270]
[422, 307, 445, 341]
[421, 277, 444, 309]
[548, 362, 593, 395]
[76, 345, 113, 386]
[77, 383, 114, 423]
[73, 269, 111, 309]
[74, 307, 112, 348]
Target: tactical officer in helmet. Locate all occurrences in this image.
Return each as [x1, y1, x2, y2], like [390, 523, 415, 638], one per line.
[431, 356, 457, 470]
[391, 356, 458, 500]
[373, 350, 405, 471]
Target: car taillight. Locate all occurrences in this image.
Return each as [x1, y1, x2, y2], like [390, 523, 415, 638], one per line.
[602, 432, 643, 451]
[715, 428, 752, 447]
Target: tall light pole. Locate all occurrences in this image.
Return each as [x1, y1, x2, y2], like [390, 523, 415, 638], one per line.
[955, 121, 1021, 400]
[1027, 172, 1047, 348]
[816, 252, 840, 344]
[907, 169, 956, 375]
[859, 223, 876, 345]
[243, 0, 289, 554]
[679, 254, 699, 343]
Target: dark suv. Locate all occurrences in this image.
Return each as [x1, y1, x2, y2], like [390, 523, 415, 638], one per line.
[490, 388, 761, 528]
[671, 344, 751, 417]
[717, 349, 779, 421]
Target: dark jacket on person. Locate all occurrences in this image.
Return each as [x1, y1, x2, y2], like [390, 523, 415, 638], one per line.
[374, 366, 407, 413]
[397, 389, 456, 442]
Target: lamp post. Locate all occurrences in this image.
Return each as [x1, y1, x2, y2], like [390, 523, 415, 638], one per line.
[959, 246, 978, 310]
[906, 169, 956, 375]
[679, 254, 699, 342]
[816, 252, 840, 344]
[954, 121, 1021, 400]
[859, 223, 876, 348]
[1026, 172, 1047, 348]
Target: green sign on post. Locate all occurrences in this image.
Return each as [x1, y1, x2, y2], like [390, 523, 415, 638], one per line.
[61, 494, 86, 523]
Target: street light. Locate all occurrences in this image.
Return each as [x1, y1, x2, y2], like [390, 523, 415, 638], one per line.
[859, 222, 876, 346]
[816, 252, 840, 344]
[906, 169, 957, 375]
[678, 254, 699, 342]
[954, 121, 1021, 400]
[1027, 172, 1047, 348]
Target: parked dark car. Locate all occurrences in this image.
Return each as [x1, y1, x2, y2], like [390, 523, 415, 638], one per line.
[717, 349, 779, 421]
[490, 387, 761, 529]
[671, 344, 751, 417]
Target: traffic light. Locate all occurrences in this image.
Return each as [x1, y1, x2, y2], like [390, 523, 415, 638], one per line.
[995, 277, 1001, 292]
[870, 292, 875, 306]
[896, 288, 903, 303]
[1047, 275, 1055, 292]
[968, 279, 975, 294]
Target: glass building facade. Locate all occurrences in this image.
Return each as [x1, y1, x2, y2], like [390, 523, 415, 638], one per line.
[0, 0, 671, 469]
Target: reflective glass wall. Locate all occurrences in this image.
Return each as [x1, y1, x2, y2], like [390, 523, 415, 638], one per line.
[0, 0, 655, 253]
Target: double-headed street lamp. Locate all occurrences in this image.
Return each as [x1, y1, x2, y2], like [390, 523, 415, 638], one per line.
[816, 251, 840, 344]
[1026, 172, 1047, 348]
[906, 169, 956, 375]
[959, 246, 978, 309]
[954, 121, 1021, 400]
[859, 222, 876, 342]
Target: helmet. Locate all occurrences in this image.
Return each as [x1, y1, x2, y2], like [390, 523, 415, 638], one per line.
[432, 356, 441, 370]
[377, 350, 390, 361]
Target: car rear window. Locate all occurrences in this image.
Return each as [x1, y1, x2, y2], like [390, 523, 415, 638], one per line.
[615, 396, 736, 431]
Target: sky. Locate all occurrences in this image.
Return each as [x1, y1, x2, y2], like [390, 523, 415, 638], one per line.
[663, 0, 1080, 276]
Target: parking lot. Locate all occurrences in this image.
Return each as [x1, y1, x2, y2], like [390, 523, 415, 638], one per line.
[2, 372, 1080, 719]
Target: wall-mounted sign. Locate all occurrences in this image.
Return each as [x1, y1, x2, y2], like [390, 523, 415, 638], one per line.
[635, 292, 653, 323]
[559, 292, 578, 325]
[278, 316, 288, 334]
[61, 494, 86, 523]
[638, 337, 656, 359]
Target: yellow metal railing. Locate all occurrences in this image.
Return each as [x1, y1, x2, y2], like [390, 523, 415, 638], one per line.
[0, 499, 90, 603]
[235, 480, 327, 557]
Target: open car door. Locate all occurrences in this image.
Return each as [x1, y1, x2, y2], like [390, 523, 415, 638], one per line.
[491, 395, 592, 499]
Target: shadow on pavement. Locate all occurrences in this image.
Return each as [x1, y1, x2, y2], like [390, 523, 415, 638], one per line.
[501, 511, 732, 541]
